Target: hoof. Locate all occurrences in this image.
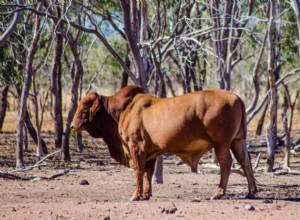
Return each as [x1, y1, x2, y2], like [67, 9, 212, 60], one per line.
[141, 193, 151, 200]
[245, 193, 256, 199]
[130, 194, 142, 201]
[210, 193, 223, 200]
[210, 188, 225, 200]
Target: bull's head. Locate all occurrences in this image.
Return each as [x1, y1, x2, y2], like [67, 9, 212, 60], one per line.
[71, 91, 101, 132]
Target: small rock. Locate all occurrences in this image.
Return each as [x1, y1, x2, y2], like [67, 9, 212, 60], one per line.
[12, 207, 17, 212]
[176, 160, 184, 165]
[161, 203, 178, 214]
[74, 164, 81, 169]
[32, 177, 41, 182]
[244, 204, 255, 211]
[263, 199, 273, 204]
[191, 198, 201, 203]
[79, 179, 89, 185]
[103, 216, 110, 220]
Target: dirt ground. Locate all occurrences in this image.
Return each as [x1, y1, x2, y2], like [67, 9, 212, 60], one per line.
[0, 129, 300, 220]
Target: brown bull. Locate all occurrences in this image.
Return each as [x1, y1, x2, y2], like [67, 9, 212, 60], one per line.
[71, 86, 258, 201]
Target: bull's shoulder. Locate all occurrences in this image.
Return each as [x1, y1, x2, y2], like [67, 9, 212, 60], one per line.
[131, 94, 158, 108]
[119, 94, 158, 130]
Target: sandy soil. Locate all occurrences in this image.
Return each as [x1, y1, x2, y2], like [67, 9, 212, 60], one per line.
[0, 128, 300, 220]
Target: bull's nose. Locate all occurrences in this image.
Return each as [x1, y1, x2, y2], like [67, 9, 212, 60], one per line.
[70, 124, 75, 130]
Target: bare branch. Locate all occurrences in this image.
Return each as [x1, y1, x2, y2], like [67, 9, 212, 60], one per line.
[0, 0, 23, 47]
[247, 68, 300, 124]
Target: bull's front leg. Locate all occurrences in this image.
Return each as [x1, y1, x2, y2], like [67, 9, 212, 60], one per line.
[142, 158, 156, 200]
[129, 144, 146, 201]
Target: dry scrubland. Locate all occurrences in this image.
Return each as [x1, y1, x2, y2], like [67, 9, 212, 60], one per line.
[0, 110, 300, 219]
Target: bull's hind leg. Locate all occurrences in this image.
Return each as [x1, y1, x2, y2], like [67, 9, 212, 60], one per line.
[211, 145, 233, 200]
[143, 158, 156, 200]
[230, 139, 258, 198]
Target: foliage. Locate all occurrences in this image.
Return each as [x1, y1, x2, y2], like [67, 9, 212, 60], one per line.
[0, 46, 18, 86]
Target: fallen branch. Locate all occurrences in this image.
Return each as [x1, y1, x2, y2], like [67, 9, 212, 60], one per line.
[291, 149, 300, 156]
[248, 134, 286, 148]
[0, 169, 69, 181]
[273, 168, 300, 175]
[293, 144, 300, 152]
[35, 149, 62, 166]
[200, 163, 245, 176]
[9, 149, 62, 174]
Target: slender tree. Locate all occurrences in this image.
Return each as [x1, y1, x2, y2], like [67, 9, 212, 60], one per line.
[61, 34, 84, 162]
[266, 0, 277, 172]
[16, 2, 43, 167]
[49, 2, 64, 149]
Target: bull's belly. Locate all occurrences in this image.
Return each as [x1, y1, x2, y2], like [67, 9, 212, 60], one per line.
[146, 138, 212, 172]
[163, 138, 212, 154]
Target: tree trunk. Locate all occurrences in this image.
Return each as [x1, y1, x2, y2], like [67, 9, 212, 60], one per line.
[266, 0, 277, 172]
[76, 133, 83, 152]
[121, 48, 130, 88]
[0, 85, 9, 132]
[256, 101, 269, 136]
[32, 73, 43, 158]
[119, 0, 148, 91]
[16, 3, 43, 167]
[23, 126, 28, 151]
[16, 86, 48, 154]
[24, 109, 48, 154]
[246, 30, 268, 114]
[209, 1, 224, 89]
[291, 0, 300, 58]
[152, 156, 163, 184]
[62, 39, 82, 162]
[282, 96, 291, 168]
[51, 31, 63, 149]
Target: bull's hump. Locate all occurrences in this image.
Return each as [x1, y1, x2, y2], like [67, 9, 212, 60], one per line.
[132, 94, 157, 108]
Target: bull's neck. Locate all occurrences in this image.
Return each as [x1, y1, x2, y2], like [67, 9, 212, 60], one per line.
[92, 96, 123, 163]
[101, 95, 122, 123]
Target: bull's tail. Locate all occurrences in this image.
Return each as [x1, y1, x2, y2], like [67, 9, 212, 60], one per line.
[240, 100, 258, 196]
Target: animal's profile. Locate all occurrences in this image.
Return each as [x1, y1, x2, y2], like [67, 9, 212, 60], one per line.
[71, 85, 258, 201]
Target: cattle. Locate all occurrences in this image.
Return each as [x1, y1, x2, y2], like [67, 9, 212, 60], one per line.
[71, 85, 258, 201]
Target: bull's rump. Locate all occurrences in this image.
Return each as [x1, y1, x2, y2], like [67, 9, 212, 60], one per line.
[120, 88, 244, 164]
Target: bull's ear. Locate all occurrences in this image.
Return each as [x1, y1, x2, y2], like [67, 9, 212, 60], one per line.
[89, 95, 100, 121]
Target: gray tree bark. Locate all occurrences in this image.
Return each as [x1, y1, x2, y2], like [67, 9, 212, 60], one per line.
[266, 0, 277, 172]
[51, 19, 64, 149]
[0, 86, 9, 132]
